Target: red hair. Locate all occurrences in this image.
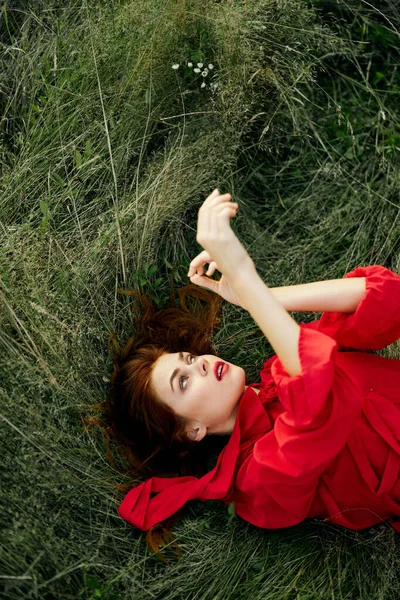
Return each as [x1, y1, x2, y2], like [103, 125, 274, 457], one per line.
[84, 271, 230, 562]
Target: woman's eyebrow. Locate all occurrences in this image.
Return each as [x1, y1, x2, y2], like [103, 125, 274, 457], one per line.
[170, 351, 185, 392]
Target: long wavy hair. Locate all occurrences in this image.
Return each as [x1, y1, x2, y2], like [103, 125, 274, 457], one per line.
[84, 269, 231, 563]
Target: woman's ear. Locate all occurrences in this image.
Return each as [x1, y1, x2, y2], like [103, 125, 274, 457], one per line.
[186, 425, 207, 442]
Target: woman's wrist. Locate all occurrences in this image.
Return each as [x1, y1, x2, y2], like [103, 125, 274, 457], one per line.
[231, 260, 257, 284]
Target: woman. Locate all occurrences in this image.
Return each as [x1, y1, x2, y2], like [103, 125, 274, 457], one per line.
[91, 189, 400, 560]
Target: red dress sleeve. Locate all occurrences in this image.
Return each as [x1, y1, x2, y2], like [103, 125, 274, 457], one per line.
[234, 326, 364, 527]
[313, 265, 400, 351]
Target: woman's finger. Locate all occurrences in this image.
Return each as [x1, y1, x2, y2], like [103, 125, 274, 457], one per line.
[190, 273, 218, 294]
[214, 202, 238, 211]
[206, 261, 218, 277]
[202, 189, 228, 207]
[205, 188, 220, 202]
[208, 193, 232, 208]
[188, 249, 212, 277]
[206, 201, 238, 241]
[214, 204, 238, 236]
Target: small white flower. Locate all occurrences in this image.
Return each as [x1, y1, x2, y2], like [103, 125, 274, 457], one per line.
[172, 64, 180, 70]
[380, 109, 386, 120]
[208, 63, 214, 69]
[188, 62, 193, 67]
[194, 68, 201, 73]
[201, 82, 206, 88]
[201, 69, 208, 77]
[197, 62, 203, 68]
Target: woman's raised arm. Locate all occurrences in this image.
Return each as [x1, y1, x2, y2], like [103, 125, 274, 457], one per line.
[231, 274, 367, 375]
[190, 188, 302, 377]
[231, 269, 302, 377]
[227, 272, 367, 376]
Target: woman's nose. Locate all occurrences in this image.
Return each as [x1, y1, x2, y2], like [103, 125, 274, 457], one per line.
[196, 357, 207, 374]
[190, 356, 208, 376]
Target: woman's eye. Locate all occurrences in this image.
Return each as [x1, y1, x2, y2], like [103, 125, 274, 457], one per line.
[180, 354, 195, 390]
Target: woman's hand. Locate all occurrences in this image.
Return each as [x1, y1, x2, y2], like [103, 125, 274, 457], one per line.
[187, 249, 247, 308]
[187, 189, 255, 307]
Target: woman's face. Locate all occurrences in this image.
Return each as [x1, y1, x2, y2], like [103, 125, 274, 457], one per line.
[150, 351, 247, 441]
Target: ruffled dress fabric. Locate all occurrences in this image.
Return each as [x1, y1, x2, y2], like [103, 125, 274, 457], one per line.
[118, 265, 400, 534]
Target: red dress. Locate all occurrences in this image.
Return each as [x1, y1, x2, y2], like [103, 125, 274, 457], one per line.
[118, 265, 400, 533]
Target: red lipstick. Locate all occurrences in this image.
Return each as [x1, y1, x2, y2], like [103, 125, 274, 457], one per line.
[214, 361, 229, 381]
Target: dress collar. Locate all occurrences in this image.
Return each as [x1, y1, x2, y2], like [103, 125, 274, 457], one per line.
[118, 385, 272, 531]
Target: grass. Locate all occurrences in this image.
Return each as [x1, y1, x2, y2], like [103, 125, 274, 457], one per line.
[1, 0, 400, 598]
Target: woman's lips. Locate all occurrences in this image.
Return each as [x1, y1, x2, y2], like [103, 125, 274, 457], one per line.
[214, 362, 229, 381]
